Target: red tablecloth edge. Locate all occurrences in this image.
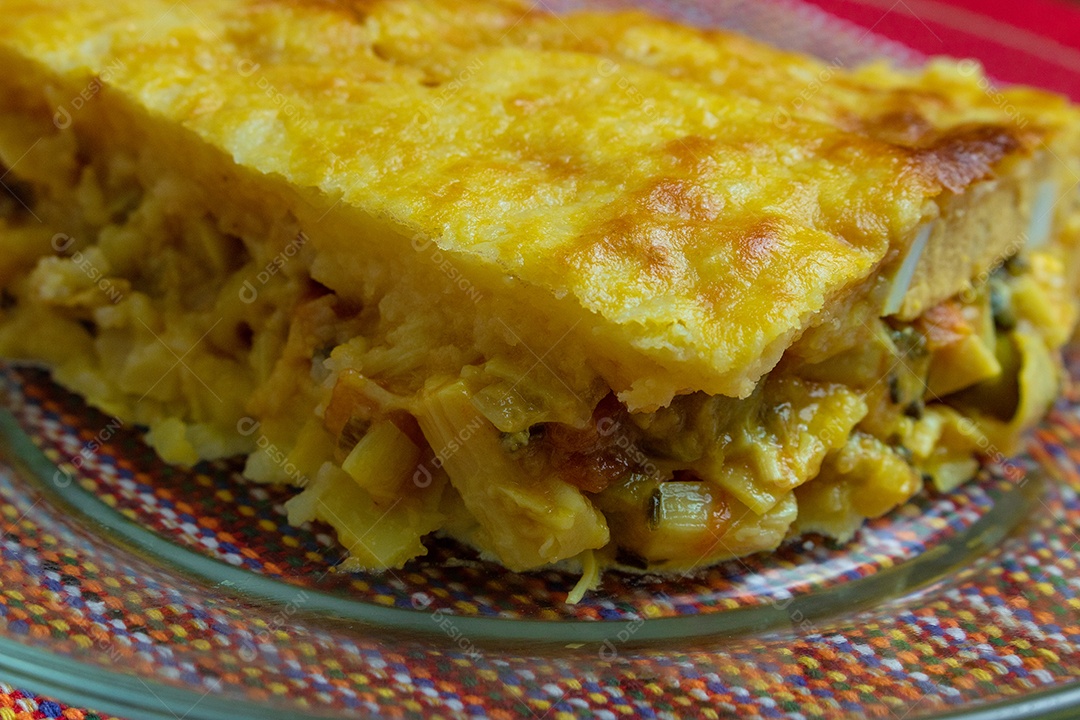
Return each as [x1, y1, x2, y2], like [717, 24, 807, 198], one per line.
[804, 0, 1080, 99]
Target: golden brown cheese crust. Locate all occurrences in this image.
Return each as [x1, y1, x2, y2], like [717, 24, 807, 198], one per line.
[0, 0, 1074, 407]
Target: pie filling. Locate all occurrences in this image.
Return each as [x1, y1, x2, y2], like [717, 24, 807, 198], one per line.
[0, 84, 1077, 597]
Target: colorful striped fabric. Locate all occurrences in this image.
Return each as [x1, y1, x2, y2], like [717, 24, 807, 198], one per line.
[0, 1, 1079, 718]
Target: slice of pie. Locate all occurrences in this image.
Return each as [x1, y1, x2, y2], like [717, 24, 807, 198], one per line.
[0, 0, 1077, 593]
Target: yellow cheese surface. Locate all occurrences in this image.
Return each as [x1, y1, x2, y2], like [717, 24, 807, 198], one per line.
[2, 0, 1074, 408]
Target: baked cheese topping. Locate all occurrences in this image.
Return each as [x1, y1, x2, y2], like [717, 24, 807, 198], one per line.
[3, 0, 1075, 405]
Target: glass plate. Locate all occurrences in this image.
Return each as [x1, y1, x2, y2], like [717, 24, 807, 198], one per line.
[2, 1, 1080, 718]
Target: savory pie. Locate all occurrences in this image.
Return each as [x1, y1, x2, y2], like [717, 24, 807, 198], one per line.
[0, 0, 1078, 598]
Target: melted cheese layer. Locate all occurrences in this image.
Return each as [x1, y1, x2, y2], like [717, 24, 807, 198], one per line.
[1, 0, 1076, 407]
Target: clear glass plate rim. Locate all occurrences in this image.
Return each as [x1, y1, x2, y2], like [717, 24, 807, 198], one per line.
[0, 407, 1042, 644]
[0, 632, 1077, 720]
[0, 406, 1075, 720]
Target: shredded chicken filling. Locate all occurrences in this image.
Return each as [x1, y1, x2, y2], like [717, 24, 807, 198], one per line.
[0, 102, 1074, 579]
